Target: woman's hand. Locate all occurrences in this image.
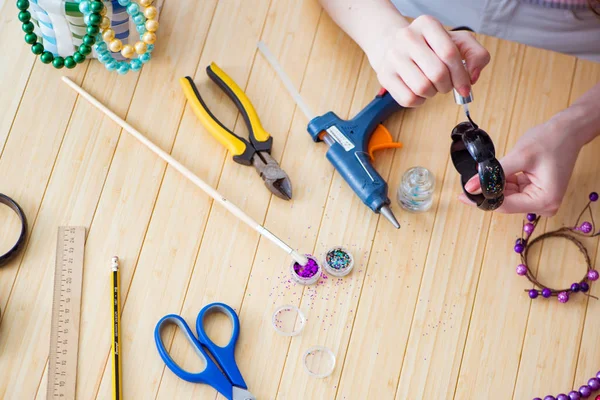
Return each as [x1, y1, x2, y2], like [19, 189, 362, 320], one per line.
[368, 15, 491, 107]
[460, 119, 582, 216]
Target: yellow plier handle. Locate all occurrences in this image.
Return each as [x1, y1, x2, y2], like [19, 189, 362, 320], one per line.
[180, 63, 272, 166]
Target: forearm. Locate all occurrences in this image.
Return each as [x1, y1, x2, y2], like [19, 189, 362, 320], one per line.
[552, 82, 600, 148]
[318, 0, 408, 66]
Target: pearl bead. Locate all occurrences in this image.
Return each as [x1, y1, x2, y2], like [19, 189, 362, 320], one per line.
[571, 283, 581, 292]
[588, 378, 600, 390]
[134, 41, 147, 54]
[588, 270, 599, 281]
[140, 0, 153, 6]
[545, 396, 556, 400]
[524, 223, 535, 235]
[580, 222, 593, 234]
[558, 291, 569, 303]
[145, 19, 159, 32]
[514, 243, 525, 254]
[558, 395, 570, 400]
[569, 391, 581, 400]
[529, 289, 539, 299]
[109, 39, 123, 52]
[579, 385, 592, 398]
[142, 32, 156, 44]
[527, 213, 537, 222]
[590, 192, 599, 202]
[100, 16, 111, 30]
[542, 288, 552, 298]
[516, 264, 528, 276]
[144, 5, 158, 19]
[102, 29, 115, 42]
[100, 6, 107, 16]
[121, 44, 135, 58]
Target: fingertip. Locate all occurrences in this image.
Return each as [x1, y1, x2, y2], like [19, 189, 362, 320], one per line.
[470, 67, 480, 84]
[457, 85, 471, 98]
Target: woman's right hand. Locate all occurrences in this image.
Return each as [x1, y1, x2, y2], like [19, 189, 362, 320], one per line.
[368, 15, 491, 107]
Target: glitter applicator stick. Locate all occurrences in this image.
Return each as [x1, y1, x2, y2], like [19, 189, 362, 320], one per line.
[62, 77, 309, 266]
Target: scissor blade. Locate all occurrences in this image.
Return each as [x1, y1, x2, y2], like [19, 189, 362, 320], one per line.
[252, 152, 293, 200]
[232, 387, 256, 400]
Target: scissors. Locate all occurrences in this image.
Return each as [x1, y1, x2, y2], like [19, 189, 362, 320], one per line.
[154, 303, 256, 400]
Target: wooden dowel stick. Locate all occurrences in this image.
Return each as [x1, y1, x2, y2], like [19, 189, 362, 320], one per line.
[62, 76, 308, 266]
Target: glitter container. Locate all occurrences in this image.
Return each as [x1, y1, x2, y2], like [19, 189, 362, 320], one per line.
[271, 304, 306, 337]
[303, 346, 336, 379]
[290, 255, 322, 285]
[322, 246, 354, 277]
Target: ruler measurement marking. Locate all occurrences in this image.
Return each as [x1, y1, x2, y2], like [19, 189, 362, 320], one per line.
[47, 227, 85, 399]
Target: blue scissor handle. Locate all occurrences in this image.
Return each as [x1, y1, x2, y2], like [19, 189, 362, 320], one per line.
[196, 303, 247, 390]
[154, 314, 236, 400]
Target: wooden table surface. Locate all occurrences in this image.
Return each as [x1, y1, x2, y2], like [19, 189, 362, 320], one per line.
[1, 1, 599, 399]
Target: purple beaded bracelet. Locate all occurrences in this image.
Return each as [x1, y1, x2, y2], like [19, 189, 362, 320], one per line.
[515, 192, 599, 303]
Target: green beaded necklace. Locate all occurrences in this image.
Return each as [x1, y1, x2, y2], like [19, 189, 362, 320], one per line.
[17, 0, 104, 69]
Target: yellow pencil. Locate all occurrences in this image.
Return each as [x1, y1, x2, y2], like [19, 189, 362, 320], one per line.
[111, 256, 122, 400]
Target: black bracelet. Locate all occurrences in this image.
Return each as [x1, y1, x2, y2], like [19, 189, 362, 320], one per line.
[0, 194, 28, 267]
[451, 122, 505, 211]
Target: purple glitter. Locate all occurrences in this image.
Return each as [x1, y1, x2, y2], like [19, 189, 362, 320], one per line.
[293, 257, 320, 278]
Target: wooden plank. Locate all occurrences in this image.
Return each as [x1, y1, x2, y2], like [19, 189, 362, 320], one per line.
[0, 61, 139, 397]
[62, 2, 219, 398]
[0, 2, 37, 154]
[153, 1, 325, 399]
[571, 59, 600, 398]
[512, 57, 600, 399]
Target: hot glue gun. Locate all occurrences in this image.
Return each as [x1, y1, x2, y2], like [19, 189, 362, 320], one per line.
[258, 42, 404, 229]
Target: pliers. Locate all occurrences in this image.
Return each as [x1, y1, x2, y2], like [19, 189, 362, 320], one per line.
[180, 63, 292, 200]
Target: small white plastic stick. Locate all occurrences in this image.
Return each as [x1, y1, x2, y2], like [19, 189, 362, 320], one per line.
[257, 41, 315, 121]
[62, 76, 308, 266]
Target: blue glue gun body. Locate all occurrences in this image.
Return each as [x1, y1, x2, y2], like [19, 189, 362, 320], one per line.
[307, 90, 403, 213]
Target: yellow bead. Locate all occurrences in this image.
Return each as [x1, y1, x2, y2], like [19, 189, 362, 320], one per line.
[139, 0, 153, 6]
[102, 29, 115, 42]
[100, 16, 110, 30]
[121, 44, 135, 58]
[100, 6, 107, 16]
[144, 6, 157, 19]
[134, 41, 147, 54]
[109, 38, 122, 52]
[142, 32, 156, 45]
[145, 19, 159, 32]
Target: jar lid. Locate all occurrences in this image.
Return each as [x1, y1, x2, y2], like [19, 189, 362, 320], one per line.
[303, 346, 336, 379]
[272, 305, 306, 337]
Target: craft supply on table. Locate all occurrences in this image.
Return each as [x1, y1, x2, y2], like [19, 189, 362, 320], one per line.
[453, 60, 475, 121]
[0, 193, 28, 268]
[180, 63, 292, 200]
[47, 227, 85, 400]
[397, 166, 436, 213]
[258, 41, 404, 229]
[515, 193, 599, 302]
[322, 246, 354, 277]
[303, 346, 336, 379]
[111, 256, 122, 400]
[450, 120, 505, 211]
[290, 255, 322, 285]
[154, 303, 256, 400]
[62, 76, 309, 266]
[272, 304, 306, 336]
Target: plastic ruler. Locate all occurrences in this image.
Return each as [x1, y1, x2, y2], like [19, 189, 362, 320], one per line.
[47, 227, 85, 399]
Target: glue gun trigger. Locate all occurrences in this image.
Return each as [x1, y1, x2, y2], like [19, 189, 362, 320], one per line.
[367, 124, 403, 161]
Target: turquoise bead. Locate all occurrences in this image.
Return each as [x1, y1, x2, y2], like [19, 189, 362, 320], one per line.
[22, 21, 34, 33]
[18, 10, 31, 23]
[133, 14, 146, 25]
[106, 60, 118, 71]
[117, 62, 130, 75]
[17, 0, 30, 11]
[52, 56, 65, 69]
[146, 44, 154, 52]
[83, 14, 90, 25]
[139, 52, 151, 63]
[117, 0, 130, 5]
[130, 58, 142, 71]
[78, 1, 90, 13]
[40, 51, 54, 64]
[98, 52, 111, 63]
[136, 24, 146, 34]
[96, 41, 108, 52]
[24, 32, 37, 44]
[31, 43, 44, 55]
[126, 3, 139, 15]
[64, 56, 76, 69]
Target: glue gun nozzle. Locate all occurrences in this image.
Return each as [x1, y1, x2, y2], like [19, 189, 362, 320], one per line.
[380, 206, 400, 229]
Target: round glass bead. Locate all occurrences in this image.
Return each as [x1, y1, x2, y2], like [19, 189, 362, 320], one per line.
[136, 24, 147, 34]
[90, 1, 103, 13]
[64, 56, 76, 69]
[590, 192, 599, 202]
[106, 60, 118, 71]
[542, 288, 552, 298]
[569, 391, 581, 400]
[130, 58, 142, 71]
[580, 222, 593, 234]
[579, 385, 592, 398]
[118, 0, 131, 5]
[580, 282, 590, 293]
[117, 62, 130, 75]
[517, 264, 528, 276]
[545, 396, 556, 400]
[52, 56, 65, 69]
[31, 43, 44, 55]
[534, 398, 542, 400]
[82, 34, 96, 46]
[529, 289, 539, 299]
[133, 14, 146, 25]
[558, 291, 569, 303]
[22, 21, 35, 33]
[18, 11, 31, 23]
[24, 32, 37, 44]
[588, 378, 600, 390]
[40, 51, 54, 64]
[596, 370, 600, 379]
[527, 213, 537, 222]
[89, 12, 102, 26]
[73, 51, 86, 63]
[127, 3, 140, 15]
[588, 270, 599, 281]
[87, 25, 100, 35]
[558, 395, 570, 400]
[78, 44, 92, 56]
[515, 243, 525, 254]
[17, 0, 30, 10]
[571, 283, 581, 292]
[79, 1, 90, 13]
[524, 223, 535, 235]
